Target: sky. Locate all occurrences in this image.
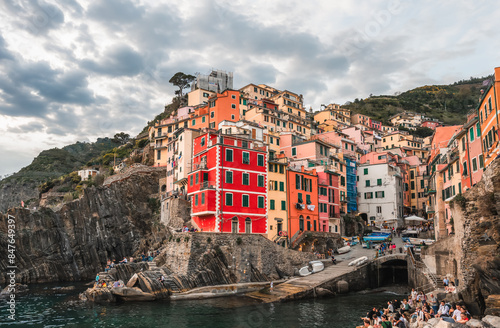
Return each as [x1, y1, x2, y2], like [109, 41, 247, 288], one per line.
[0, 0, 499, 178]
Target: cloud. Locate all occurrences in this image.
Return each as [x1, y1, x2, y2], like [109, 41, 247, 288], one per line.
[80, 44, 144, 77]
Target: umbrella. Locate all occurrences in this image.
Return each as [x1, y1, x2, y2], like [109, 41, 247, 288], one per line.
[405, 215, 426, 222]
[373, 218, 398, 222]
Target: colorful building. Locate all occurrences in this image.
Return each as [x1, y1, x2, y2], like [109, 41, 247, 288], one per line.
[479, 67, 500, 168]
[187, 130, 268, 234]
[267, 155, 288, 245]
[455, 114, 483, 192]
[286, 166, 319, 241]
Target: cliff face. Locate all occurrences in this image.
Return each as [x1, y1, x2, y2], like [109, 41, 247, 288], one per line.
[422, 158, 500, 315]
[0, 167, 168, 285]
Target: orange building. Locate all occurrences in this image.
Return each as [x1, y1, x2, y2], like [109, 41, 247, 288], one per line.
[189, 89, 241, 130]
[479, 67, 500, 168]
[286, 166, 319, 243]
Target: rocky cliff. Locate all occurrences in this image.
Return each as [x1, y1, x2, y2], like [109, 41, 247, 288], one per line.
[0, 166, 168, 285]
[422, 158, 500, 315]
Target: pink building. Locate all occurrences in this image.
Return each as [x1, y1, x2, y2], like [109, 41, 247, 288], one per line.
[280, 133, 332, 165]
[312, 131, 357, 158]
[421, 120, 441, 130]
[316, 167, 341, 233]
[370, 119, 382, 131]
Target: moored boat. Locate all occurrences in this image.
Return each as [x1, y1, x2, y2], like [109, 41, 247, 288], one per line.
[337, 245, 351, 254]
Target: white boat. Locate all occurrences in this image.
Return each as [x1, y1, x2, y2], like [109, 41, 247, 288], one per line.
[309, 261, 325, 273]
[409, 238, 435, 245]
[348, 256, 368, 266]
[299, 266, 312, 276]
[337, 245, 351, 254]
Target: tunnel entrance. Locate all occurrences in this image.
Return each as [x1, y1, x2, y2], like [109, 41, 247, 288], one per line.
[374, 259, 408, 287]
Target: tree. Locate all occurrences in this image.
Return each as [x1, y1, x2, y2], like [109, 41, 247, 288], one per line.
[169, 72, 195, 99]
[112, 132, 130, 145]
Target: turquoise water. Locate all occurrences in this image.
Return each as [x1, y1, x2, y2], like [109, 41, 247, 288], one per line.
[0, 283, 406, 327]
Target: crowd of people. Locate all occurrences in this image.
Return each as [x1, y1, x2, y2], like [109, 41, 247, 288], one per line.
[101, 251, 160, 274]
[359, 287, 471, 328]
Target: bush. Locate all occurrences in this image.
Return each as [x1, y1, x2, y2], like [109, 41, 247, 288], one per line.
[207, 237, 212, 243]
[184, 237, 190, 242]
[148, 197, 161, 213]
[176, 237, 181, 243]
[136, 139, 149, 148]
[236, 237, 242, 245]
[63, 192, 73, 202]
[450, 193, 466, 210]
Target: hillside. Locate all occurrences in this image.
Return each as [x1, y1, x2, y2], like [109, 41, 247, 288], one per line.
[0, 138, 116, 212]
[343, 76, 492, 125]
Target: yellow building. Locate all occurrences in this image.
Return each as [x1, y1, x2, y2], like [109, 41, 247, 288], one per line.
[267, 155, 288, 245]
[314, 105, 351, 130]
[409, 164, 428, 216]
[240, 83, 278, 101]
[382, 131, 428, 160]
[187, 89, 215, 106]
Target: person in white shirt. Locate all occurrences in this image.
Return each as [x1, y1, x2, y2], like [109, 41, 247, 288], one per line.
[435, 301, 450, 318]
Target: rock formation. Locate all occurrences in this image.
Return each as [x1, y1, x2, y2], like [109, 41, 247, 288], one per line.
[0, 166, 168, 285]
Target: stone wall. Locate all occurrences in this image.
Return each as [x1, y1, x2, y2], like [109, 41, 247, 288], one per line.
[160, 197, 190, 229]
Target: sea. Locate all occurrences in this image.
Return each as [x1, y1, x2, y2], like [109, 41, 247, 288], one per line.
[0, 282, 407, 327]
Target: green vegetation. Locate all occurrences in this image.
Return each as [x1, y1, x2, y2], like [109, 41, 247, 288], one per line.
[343, 76, 491, 125]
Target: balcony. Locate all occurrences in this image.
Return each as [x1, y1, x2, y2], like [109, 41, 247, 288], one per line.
[191, 161, 207, 171]
[200, 181, 216, 190]
[426, 205, 435, 213]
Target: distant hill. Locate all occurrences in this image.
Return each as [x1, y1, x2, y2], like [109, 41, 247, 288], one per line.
[343, 75, 493, 125]
[0, 138, 116, 212]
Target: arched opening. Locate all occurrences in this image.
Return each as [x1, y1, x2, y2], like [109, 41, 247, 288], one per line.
[161, 185, 167, 192]
[245, 217, 252, 234]
[377, 259, 408, 287]
[231, 217, 238, 233]
[306, 216, 311, 231]
[299, 215, 304, 232]
[359, 213, 368, 223]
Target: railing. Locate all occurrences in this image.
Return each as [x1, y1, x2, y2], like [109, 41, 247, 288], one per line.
[290, 230, 302, 247]
[200, 181, 216, 190]
[191, 162, 207, 171]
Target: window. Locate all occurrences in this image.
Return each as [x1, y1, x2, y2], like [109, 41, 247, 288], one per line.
[226, 171, 233, 184]
[202, 116, 206, 123]
[377, 178, 382, 186]
[226, 149, 233, 162]
[411, 193, 415, 199]
[242, 152, 250, 164]
[421, 180, 424, 189]
[476, 122, 481, 137]
[270, 199, 275, 210]
[298, 192, 303, 203]
[258, 154, 264, 166]
[306, 194, 311, 204]
[364, 168, 368, 175]
[231, 115, 235, 120]
[242, 195, 249, 207]
[195, 173, 199, 184]
[279, 181, 284, 191]
[364, 192, 373, 199]
[201, 137, 206, 147]
[472, 158, 478, 172]
[292, 147, 297, 156]
[281, 200, 286, 210]
[375, 191, 385, 198]
[376, 206, 382, 213]
[463, 162, 468, 176]
[341, 176, 345, 186]
[365, 180, 370, 187]
[231, 94, 236, 99]
[201, 193, 205, 204]
[195, 194, 199, 206]
[470, 127, 474, 142]
[231, 104, 236, 109]
[410, 171, 415, 179]
[225, 193, 233, 206]
[192, 119, 196, 126]
[190, 175, 193, 186]
[296, 175, 301, 189]
[258, 196, 265, 208]
[411, 181, 415, 190]
[479, 154, 484, 169]
[258, 175, 264, 187]
[279, 165, 284, 174]
[242, 173, 249, 185]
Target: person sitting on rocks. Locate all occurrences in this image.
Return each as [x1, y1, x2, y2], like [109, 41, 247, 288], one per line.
[455, 306, 470, 324]
[435, 301, 450, 318]
[94, 274, 100, 287]
[113, 281, 120, 288]
[104, 265, 110, 273]
[385, 301, 394, 313]
[158, 275, 165, 284]
[445, 282, 456, 293]
[392, 314, 405, 328]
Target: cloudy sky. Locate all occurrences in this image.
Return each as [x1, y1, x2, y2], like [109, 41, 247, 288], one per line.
[1, 0, 499, 177]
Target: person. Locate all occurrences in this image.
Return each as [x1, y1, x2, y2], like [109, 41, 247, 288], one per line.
[158, 275, 165, 283]
[410, 288, 417, 300]
[113, 280, 120, 288]
[392, 315, 405, 328]
[435, 301, 450, 317]
[446, 282, 456, 293]
[386, 301, 394, 313]
[443, 277, 449, 287]
[380, 314, 392, 328]
[456, 306, 470, 324]
[371, 313, 380, 327]
[270, 281, 274, 292]
[331, 255, 337, 265]
[413, 307, 425, 322]
[94, 273, 100, 287]
[428, 293, 438, 314]
[363, 318, 374, 328]
[102, 281, 107, 288]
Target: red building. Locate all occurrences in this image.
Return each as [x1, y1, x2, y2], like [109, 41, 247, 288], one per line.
[187, 130, 268, 233]
[370, 119, 382, 131]
[421, 120, 441, 130]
